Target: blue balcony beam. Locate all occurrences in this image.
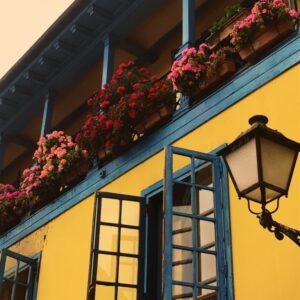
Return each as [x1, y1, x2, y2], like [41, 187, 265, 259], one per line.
[101, 34, 115, 86]
[176, 0, 196, 59]
[70, 24, 94, 40]
[40, 90, 55, 137]
[23, 70, 47, 85]
[53, 40, 77, 56]
[86, 4, 112, 24]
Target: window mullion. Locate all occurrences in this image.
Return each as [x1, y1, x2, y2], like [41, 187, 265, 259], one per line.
[191, 156, 198, 300]
[114, 200, 123, 300]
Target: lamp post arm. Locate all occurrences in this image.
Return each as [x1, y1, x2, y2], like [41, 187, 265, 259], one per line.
[258, 210, 300, 247]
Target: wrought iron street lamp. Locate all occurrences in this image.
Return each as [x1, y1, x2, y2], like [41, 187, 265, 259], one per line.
[218, 115, 300, 246]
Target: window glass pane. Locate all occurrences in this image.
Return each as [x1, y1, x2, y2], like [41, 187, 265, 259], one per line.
[97, 254, 117, 282]
[172, 215, 192, 247]
[197, 189, 214, 216]
[197, 220, 215, 248]
[1, 280, 13, 300]
[120, 228, 139, 255]
[172, 284, 193, 299]
[101, 198, 120, 224]
[118, 256, 138, 285]
[99, 226, 118, 252]
[198, 253, 217, 283]
[18, 266, 29, 284]
[121, 201, 140, 226]
[173, 249, 193, 283]
[195, 163, 213, 187]
[95, 285, 115, 300]
[173, 184, 192, 214]
[118, 287, 137, 300]
[15, 284, 27, 300]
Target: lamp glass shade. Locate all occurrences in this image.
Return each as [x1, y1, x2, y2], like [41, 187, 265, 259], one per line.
[225, 138, 258, 193]
[260, 137, 297, 191]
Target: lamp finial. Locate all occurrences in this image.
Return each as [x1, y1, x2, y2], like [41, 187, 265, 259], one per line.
[249, 115, 268, 126]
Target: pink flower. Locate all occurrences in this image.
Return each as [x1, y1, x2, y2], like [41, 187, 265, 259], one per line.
[289, 9, 298, 17]
[60, 159, 67, 165]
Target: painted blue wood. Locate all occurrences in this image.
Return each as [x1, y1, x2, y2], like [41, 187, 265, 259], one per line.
[291, 0, 297, 10]
[213, 157, 227, 300]
[182, 0, 195, 47]
[101, 34, 115, 86]
[164, 146, 173, 300]
[0, 249, 38, 300]
[163, 146, 229, 299]
[40, 90, 55, 137]
[0, 34, 299, 250]
[220, 158, 235, 300]
[1, 0, 166, 135]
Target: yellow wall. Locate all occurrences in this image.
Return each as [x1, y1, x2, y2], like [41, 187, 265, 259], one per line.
[5, 64, 300, 299]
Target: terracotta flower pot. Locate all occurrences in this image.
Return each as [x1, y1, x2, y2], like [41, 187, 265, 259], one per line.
[136, 105, 173, 134]
[238, 19, 295, 61]
[202, 60, 237, 91]
[207, 9, 249, 50]
[63, 162, 91, 186]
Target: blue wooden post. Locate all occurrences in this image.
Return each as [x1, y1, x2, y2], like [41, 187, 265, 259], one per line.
[40, 90, 55, 137]
[164, 146, 173, 300]
[101, 34, 115, 86]
[174, 0, 196, 115]
[182, 0, 196, 48]
[175, 0, 196, 59]
[291, 0, 297, 10]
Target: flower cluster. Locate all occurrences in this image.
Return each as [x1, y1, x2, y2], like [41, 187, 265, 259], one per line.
[77, 61, 175, 156]
[20, 131, 90, 204]
[0, 184, 29, 223]
[168, 44, 237, 96]
[230, 0, 299, 48]
[168, 43, 211, 93]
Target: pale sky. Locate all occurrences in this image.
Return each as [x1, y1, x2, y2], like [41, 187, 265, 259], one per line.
[0, 0, 75, 79]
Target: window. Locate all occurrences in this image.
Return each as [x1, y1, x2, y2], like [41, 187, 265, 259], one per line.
[87, 192, 145, 300]
[163, 146, 230, 300]
[0, 249, 39, 300]
[88, 146, 233, 300]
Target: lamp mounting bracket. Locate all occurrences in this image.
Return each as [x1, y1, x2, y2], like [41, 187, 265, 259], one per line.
[257, 210, 300, 247]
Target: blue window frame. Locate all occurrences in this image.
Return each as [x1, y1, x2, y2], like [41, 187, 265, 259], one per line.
[163, 146, 233, 300]
[0, 249, 39, 300]
[88, 192, 146, 300]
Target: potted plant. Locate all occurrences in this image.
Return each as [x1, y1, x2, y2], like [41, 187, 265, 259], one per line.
[207, 4, 249, 49]
[168, 44, 210, 99]
[20, 131, 91, 209]
[33, 131, 91, 187]
[230, 0, 299, 61]
[79, 61, 176, 161]
[203, 46, 238, 91]
[0, 184, 30, 234]
[169, 44, 238, 99]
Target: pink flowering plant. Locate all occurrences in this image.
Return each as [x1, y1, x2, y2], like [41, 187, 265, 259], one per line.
[33, 131, 90, 181]
[20, 131, 90, 207]
[230, 0, 299, 48]
[78, 61, 175, 157]
[168, 43, 211, 95]
[0, 184, 29, 229]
